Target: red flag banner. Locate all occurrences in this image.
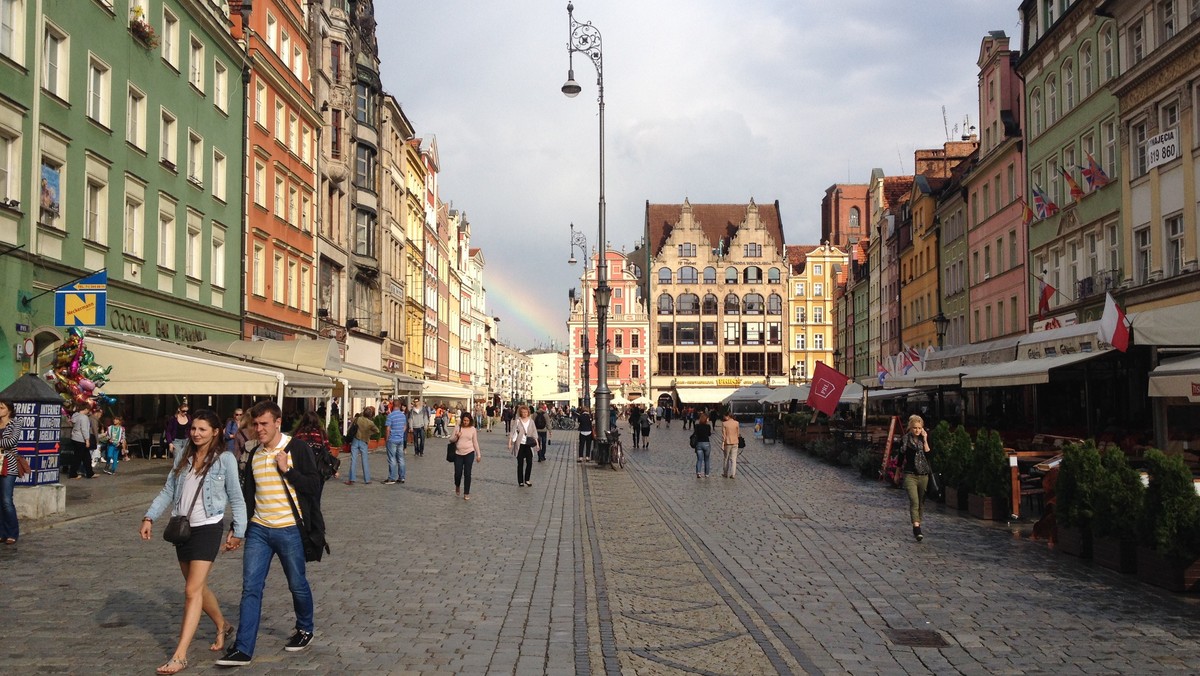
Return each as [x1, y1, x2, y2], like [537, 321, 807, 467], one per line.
[807, 362, 850, 417]
[1098, 292, 1129, 352]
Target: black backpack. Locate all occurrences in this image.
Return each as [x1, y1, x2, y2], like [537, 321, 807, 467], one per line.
[534, 412, 547, 429]
[312, 439, 340, 482]
[344, 419, 358, 442]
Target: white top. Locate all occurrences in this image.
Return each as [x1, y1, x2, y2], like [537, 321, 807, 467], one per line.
[175, 467, 224, 527]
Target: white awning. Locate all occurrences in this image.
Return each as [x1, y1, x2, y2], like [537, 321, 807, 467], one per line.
[886, 365, 978, 388]
[194, 337, 342, 371]
[1148, 351, 1200, 401]
[534, 390, 574, 401]
[760, 384, 809, 404]
[868, 387, 926, 400]
[340, 364, 395, 395]
[960, 350, 1110, 388]
[1131, 301, 1200, 347]
[674, 387, 739, 404]
[422, 380, 474, 401]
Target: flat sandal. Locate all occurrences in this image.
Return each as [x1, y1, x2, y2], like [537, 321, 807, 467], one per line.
[155, 656, 188, 674]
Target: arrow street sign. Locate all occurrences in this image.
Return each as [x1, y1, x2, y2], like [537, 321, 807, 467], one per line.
[54, 270, 107, 327]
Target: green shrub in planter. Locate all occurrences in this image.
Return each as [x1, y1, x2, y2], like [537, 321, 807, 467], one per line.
[782, 413, 807, 430]
[969, 428, 1008, 500]
[928, 420, 953, 481]
[326, 418, 343, 447]
[1092, 446, 1143, 539]
[371, 413, 387, 441]
[941, 425, 972, 491]
[1139, 449, 1200, 561]
[852, 446, 879, 479]
[1056, 441, 1104, 530]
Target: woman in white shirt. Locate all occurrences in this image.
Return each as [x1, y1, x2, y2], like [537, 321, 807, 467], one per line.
[508, 405, 539, 487]
[140, 409, 247, 675]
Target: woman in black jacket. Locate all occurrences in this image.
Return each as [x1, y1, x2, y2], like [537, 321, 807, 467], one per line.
[576, 408, 593, 462]
[894, 414, 933, 541]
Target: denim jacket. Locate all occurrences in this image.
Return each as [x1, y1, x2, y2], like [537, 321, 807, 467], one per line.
[145, 447, 247, 538]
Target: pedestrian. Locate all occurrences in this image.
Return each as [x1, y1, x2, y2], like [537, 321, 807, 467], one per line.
[66, 405, 93, 479]
[721, 411, 741, 478]
[140, 409, 245, 675]
[509, 405, 539, 487]
[502, 406, 514, 434]
[216, 401, 320, 667]
[0, 398, 24, 544]
[894, 414, 933, 541]
[629, 406, 642, 448]
[448, 412, 482, 500]
[166, 404, 193, 460]
[224, 408, 245, 462]
[408, 399, 428, 457]
[102, 415, 126, 474]
[484, 403, 496, 432]
[576, 407, 593, 463]
[654, 405, 663, 428]
[663, 405, 673, 428]
[638, 413, 651, 449]
[434, 406, 447, 437]
[533, 405, 550, 462]
[344, 407, 377, 485]
[292, 412, 332, 479]
[609, 404, 618, 431]
[693, 413, 712, 478]
[129, 418, 148, 459]
[383, 399, 408, 485]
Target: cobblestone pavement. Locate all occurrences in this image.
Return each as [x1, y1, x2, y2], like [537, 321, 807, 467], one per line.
[2, 423, 1199, 675]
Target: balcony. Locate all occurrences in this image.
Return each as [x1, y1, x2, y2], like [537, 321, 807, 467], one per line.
[1076, 268, 1120, 300]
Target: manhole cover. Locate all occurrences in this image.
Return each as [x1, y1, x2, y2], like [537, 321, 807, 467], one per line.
[779, 514, 807, 520]
[887, 628, 948, 648]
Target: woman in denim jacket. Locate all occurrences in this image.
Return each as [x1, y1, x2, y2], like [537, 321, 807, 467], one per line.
[140, 409, 246, 675]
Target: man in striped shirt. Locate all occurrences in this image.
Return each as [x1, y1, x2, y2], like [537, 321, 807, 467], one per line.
[217, 401, 322, 667]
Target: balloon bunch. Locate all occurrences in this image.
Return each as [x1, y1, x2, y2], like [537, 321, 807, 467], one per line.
[46, 327, 115, 412]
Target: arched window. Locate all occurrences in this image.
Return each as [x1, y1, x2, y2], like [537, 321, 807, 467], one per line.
[767, 293, 782, 315]
[767, 267, 781, 283]
[725, 267, 738, 284]
[703, 266, 717, 284]
[701, 293, 718, 315]
[658, 267, 672, 284]
[657, 293, 674, 315]
[1030, 89, 1042, 136]
[676, 293, 699, 314]
[678, 266, 698, 284]
[1101, 27, 1114, 82]
[1061, 60, 1074, 111]
[723, 293, 740, 315]
[1045, 76, 1058, 126]
[849, 207, 860, 228]
[1079, 42, 1093, 98]
[743, 293, 764, 314]
[743, 266, 762, 284]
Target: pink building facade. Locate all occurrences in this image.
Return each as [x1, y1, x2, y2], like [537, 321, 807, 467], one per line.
[567, 250, 650, 407]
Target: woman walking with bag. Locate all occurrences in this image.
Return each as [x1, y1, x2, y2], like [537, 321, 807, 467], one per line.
[894, 414, 933, 541]
[140, 409, 246, 674]
[0, 398, 26, 544]
[509, 405, 538, 487]
[692, 413, 712, 478]
[448, 413, 482, 500]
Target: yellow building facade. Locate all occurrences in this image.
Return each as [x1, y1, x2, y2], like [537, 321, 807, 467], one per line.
[785, 243, 847, 381]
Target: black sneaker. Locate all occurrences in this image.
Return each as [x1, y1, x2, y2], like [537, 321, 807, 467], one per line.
[285, 630, 314, 652]
[216, 649, 253, 666]
[382, 479, 396, 485]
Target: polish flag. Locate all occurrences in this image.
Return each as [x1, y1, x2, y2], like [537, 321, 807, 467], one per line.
[807, 362, 849, 417]
[1098, 292, 1129, 352]
[1037, 277, 1055, 319]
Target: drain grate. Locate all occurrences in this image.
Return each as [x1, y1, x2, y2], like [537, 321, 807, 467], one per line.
[779, 513, 807, 520]
[887, 628, 948, 648]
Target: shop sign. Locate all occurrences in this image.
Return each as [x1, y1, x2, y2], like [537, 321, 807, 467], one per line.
[12, 400, 62, 486]
[109, 307, 209, 343]
[1146, 128, 1179, 172]
[1030, 313, 1077, 332]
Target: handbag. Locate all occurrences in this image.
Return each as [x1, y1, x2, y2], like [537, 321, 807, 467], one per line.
[162, 477, 205, 545]
[446, 440, 457, 462]
[688, 433, 697, 450]
[15, 454, 32, 477]
[276, 464, 330, 562]
[737, 435, 746, 449]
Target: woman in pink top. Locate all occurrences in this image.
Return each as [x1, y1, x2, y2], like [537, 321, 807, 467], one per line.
[449, 413, 483, 500]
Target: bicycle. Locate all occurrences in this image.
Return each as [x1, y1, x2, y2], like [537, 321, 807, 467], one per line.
[606, 428, 624, 470]
[552, 416, 578, 431]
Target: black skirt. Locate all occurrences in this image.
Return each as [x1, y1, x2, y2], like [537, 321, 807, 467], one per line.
[174, 522, 225, 563]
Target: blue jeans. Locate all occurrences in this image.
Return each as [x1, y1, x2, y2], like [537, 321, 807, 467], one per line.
[349, 438, 370, 482]
[0, 474, 18, 541]
[537, 431, 548, 461]
[105, 444, 120, 473]
[170, 438, 187, 458]
[412, 427, 425, 456]
[695, 442, 711, 475]
[234, 523, 314, 657]
[386, 440, 406, 481]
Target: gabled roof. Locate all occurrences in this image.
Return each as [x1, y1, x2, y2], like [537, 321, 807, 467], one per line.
[784, 244, 818, 267]
[645, 201, 784, 258]
[882, 176, 915, 209]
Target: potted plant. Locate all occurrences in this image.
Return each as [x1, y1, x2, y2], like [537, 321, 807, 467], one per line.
[129, 6, 159, 48]
[369, 411, 387, 450]
[1054, 442, 1102, 559]
[926, 421, 953, 504]
[1091, 446, 1143, 573]
[1136, 449, 1200, 593]
[967, 429, 1008, 521]
[941, 425, 972, 511]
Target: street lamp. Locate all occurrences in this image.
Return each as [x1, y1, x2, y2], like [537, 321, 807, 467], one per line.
[568, 289, 591, 410]
[933, 312, 949, 349]
[832, 349, 842, 372]
[789, 363, 803, 385]
[563, 1, 612, 463]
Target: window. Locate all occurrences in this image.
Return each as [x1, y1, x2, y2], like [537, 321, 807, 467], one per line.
[1030, 90, 1042, 136]
[814, 334, 824, 350]
[723, 322, 740, 346]
[84, 179, 106, 243]
[743, 266, 762, 283]
[87, 57, 110, 126]
[1133, 121, 1148, 176]
[1130, 20, 1145, 64]
[185, 214, 201, 278]
[158, 208, 175, 270]
[253, 161, 265, 206]
[743, 293, 764, 314]
[1102, 119, 1117, 179]
[768, 267, 781, 283]
[273, 176, 285, 216]
[1046, 77, 1058, 126]
[288, 185, 297, 224]
[301, 194, 311, 231]
[795, 282, 805, 296]
[1161, 101, 1179, 131]
[287, 260, 298, 307]
[288, 113, 298, 153]
[1080, 43, 1093, 99]
[330, 40, 342, 79]
[188, 36, 204, 90]
[252, 244, 265, 295]
[813, 307, 824, 323]
[702, 322, 717, 346]
[658, 267, 672, 284]
[1101, 27, 1115, 82]
[703, 266, 716, 284]
[43, 22, 67, 98]
[743, 322, 763, 346]
[614, 333, 623, 349]
[701, 293, 718, 315]
[657, 323, 674, 346]
[280, 30, 290, 65]
[160, 109, 176, 166]
[1166, 215, 1184, 276]
[677, 322, 699, 347]
[187, 131, 202, 185]
[795, 306, 806, 323]
[300, 265, 311, 311]
[126, 85, 146, 148]
[254, 80, 266, 126]
[1062, 60, 1075, 111]
[300, 126, 311, 165]
[266, 13, 277, 51]
[212, 149, 226, 201]
[39, 158, 61, 225]
[354, 145, 376, 190]
[676, 293, 698, 315]
[632, 362, 642, 379]
[162, 8, 179, 67]
[1162, 0, 1178, 39]
[725, 267, 737, 284]
[795, 333, 806, 350]
[678, 266, 697, 284]
[211, 224, 226, 288]
[678, 243, 696, 257]
[331, 109, 342, 158]
[656, 293, 674, 315]
[355, 83, 375, 125]
[657, 353, 674, 375]
[275, 100, 284, 140]
[1134, 227, 1151, 283]
[631, 333, 639, 349]
[724, 293, 740, 315]
[273, 253, 285, 302]
[213, 61, 227, 112]
[724, 353, 740, 375]
[767, 293, 782, 315]
[354, 210, 376, 256]
[0, 0, 25, 63]
[123, 194, 143, 257]
[744, 242, 762, 257]
[814, 282, 824, 296]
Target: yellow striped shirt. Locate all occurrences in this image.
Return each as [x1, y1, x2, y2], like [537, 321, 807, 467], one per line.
[250, 436, 301, 528]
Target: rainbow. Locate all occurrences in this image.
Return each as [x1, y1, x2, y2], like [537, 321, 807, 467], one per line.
[485, 269, 569, 347]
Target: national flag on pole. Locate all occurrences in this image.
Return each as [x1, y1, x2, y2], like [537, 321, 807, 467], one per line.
[1034, 185, 1060, 217]
[807, 362, 850, 417]
[876, 360, 889, 386]
[1098, 292, 1129, 352]
[1022, 200, 1037, 227]
[1060, 167, 1085, 201]
[1081, 152, 1111, 190]
[1037, 277, 1055, 319]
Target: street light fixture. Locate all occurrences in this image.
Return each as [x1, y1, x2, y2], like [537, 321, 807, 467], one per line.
[933, 312, 949, 349]
[832, 348, 842, 372]
[562, 1, 612, 463]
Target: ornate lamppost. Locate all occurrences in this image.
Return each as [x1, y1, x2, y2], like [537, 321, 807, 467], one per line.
[562, 2, 612, 463]
[933, 312, 949, 349]
[568, 223, 592, 410]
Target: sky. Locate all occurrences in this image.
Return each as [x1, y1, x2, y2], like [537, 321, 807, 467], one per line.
[376, 0, 1022, 351]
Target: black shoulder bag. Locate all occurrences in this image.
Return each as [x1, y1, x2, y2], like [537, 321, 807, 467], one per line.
[163, 458, 209, 544]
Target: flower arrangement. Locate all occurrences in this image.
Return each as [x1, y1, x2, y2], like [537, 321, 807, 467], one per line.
[129, 6, 159, 48]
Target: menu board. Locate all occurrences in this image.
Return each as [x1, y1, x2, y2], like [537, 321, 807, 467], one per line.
[11, 400, 62, 486]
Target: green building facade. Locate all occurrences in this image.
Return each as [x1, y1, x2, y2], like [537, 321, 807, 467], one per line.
[0, 0, 246, 385]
